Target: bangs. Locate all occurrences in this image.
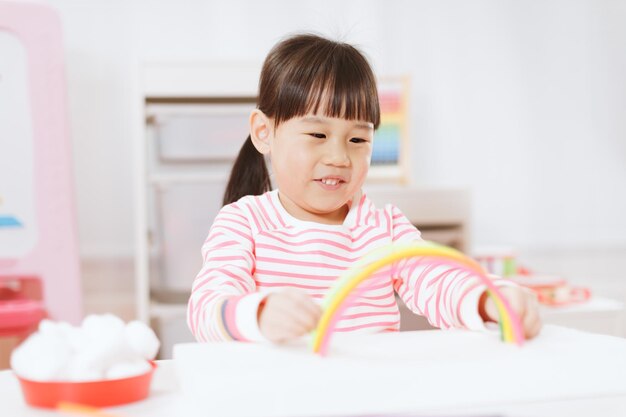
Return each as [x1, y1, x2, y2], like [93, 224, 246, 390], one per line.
[260, 36, 380, 129]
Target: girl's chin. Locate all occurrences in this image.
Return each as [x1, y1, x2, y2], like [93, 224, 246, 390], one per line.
[308, 195, 350, 208]
[307, 202, 350, 217]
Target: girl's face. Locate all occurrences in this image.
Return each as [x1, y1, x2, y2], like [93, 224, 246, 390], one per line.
[267, 113, 374, 224]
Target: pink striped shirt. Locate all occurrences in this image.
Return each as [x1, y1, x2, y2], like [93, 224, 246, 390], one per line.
[187, 189, 501, 342]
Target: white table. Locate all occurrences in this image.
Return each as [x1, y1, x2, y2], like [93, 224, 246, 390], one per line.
[540, 296, 625, 337]
[399, 296, 625, 336]
[2, 327, 626, 417]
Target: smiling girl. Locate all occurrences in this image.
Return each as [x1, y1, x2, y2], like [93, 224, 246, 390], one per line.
[187, 33, 541, 344]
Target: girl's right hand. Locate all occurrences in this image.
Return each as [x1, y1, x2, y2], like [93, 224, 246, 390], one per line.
[257, 289, 322, 343]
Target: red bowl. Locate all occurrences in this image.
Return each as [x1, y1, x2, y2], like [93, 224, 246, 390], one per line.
[16, 361, 156, 409]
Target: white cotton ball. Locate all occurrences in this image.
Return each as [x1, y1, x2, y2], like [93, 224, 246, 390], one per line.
[56, 321, 75, 334]
[65, 326, 89, 353]
[90, 335, 133, 372]
[13, 314, 153, 382]
[38, 319, 61, 336]
[81, 314, 134, 367]
[106, 335, 136, 366]
[64, 316, 129, 381]
[82, 314, 126, 341]
[42, 320, 87, 353]
[11, 332, 71, 381]
[64, 345, 108, 381]
[65, 359, 104, 382]
[125, 321, 160, 360]
[105, 360, 151, 380]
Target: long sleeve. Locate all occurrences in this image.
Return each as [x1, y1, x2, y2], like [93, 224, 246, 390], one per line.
[187, 203, 267, 342]
[388, 205, 512, 331]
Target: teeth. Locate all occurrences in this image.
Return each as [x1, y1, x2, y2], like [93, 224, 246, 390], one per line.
[321, 179, 339, 185]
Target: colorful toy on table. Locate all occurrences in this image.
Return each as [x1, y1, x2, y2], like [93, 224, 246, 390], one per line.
[10, 314, 160, 408]
[311, 241, 526, 356]
[509, 274, 591, 306]
[473, 246, 518, 277]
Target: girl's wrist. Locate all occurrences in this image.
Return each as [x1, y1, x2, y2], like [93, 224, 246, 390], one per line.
[478, 291, 496, 323]
[257, 297, 269, 325]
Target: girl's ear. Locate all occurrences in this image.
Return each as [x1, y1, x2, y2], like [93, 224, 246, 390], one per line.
[249, 109, 272, 155]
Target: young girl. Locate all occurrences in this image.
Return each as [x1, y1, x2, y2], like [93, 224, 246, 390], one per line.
[187, 34, 541, 344]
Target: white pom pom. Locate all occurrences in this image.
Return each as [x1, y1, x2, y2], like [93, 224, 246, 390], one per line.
[11, 314, 160, 382]
[125, 321, 160, 360]
[82, 314, 134, 367]
[82, 314, 125, 341]
[65, 344, 109, 381]
[105, 360, 151, 380]
[11, 333, 71, 381]
[38, 319, 60, 336]
[66, 326, 89, 353]
[65, 354, 105, 382]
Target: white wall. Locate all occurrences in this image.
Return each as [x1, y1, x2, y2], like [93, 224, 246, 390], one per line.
[46, 0, 626, 258]
[385, 1, 626, 250]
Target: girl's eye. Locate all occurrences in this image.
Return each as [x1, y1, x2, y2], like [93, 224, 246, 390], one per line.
[309, 133, 326, 139]
[350, 138, 367, 144]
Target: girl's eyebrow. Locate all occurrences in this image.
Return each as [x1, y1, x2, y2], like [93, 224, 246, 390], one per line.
[300, 116, 374, 130]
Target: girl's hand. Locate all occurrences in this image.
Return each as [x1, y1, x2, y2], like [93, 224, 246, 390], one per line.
[258, 289, 322, 343]
[479, 286, 542, 339]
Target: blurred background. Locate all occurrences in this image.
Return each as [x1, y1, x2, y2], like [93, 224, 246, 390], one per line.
[58, 0, 626, 254]
[1, 0, 625, 361]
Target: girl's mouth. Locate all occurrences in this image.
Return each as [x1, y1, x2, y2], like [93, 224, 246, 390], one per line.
[314, 177, 346, 190]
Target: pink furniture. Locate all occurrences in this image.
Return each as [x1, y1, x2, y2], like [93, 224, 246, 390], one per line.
[0, 276, 47, 339]
[0, 1, 82, 328]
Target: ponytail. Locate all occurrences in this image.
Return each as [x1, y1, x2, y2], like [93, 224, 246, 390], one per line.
[222, 135, 271, 206]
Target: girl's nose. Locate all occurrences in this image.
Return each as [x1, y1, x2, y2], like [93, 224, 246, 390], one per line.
[322, 140, 350, 167]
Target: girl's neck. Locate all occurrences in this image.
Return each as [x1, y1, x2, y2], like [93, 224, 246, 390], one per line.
[277, 191, 349, 225]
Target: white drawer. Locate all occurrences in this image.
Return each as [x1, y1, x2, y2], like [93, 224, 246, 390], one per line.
[148, 103, 254, 162]
[151, 181, 227, 293]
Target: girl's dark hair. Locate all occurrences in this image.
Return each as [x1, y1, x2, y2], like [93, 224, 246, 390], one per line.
[222, 33, 380, 206]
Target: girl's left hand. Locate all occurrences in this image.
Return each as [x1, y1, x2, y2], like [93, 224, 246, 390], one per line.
[479, 286, 542, 339]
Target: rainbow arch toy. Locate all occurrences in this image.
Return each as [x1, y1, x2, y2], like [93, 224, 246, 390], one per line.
[311, 241, 525, 356]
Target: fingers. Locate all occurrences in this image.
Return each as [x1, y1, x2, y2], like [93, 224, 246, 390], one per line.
[490, 286, 543, 340]
[285, 289, 322, 324]
[259, 290, 322, 343]
[522, 291, 542, 339]
[483, 296, 499, 323]
[277, 290, 321, 331]
[524, 310, 542, 339]
[504, 287, 543, 340]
